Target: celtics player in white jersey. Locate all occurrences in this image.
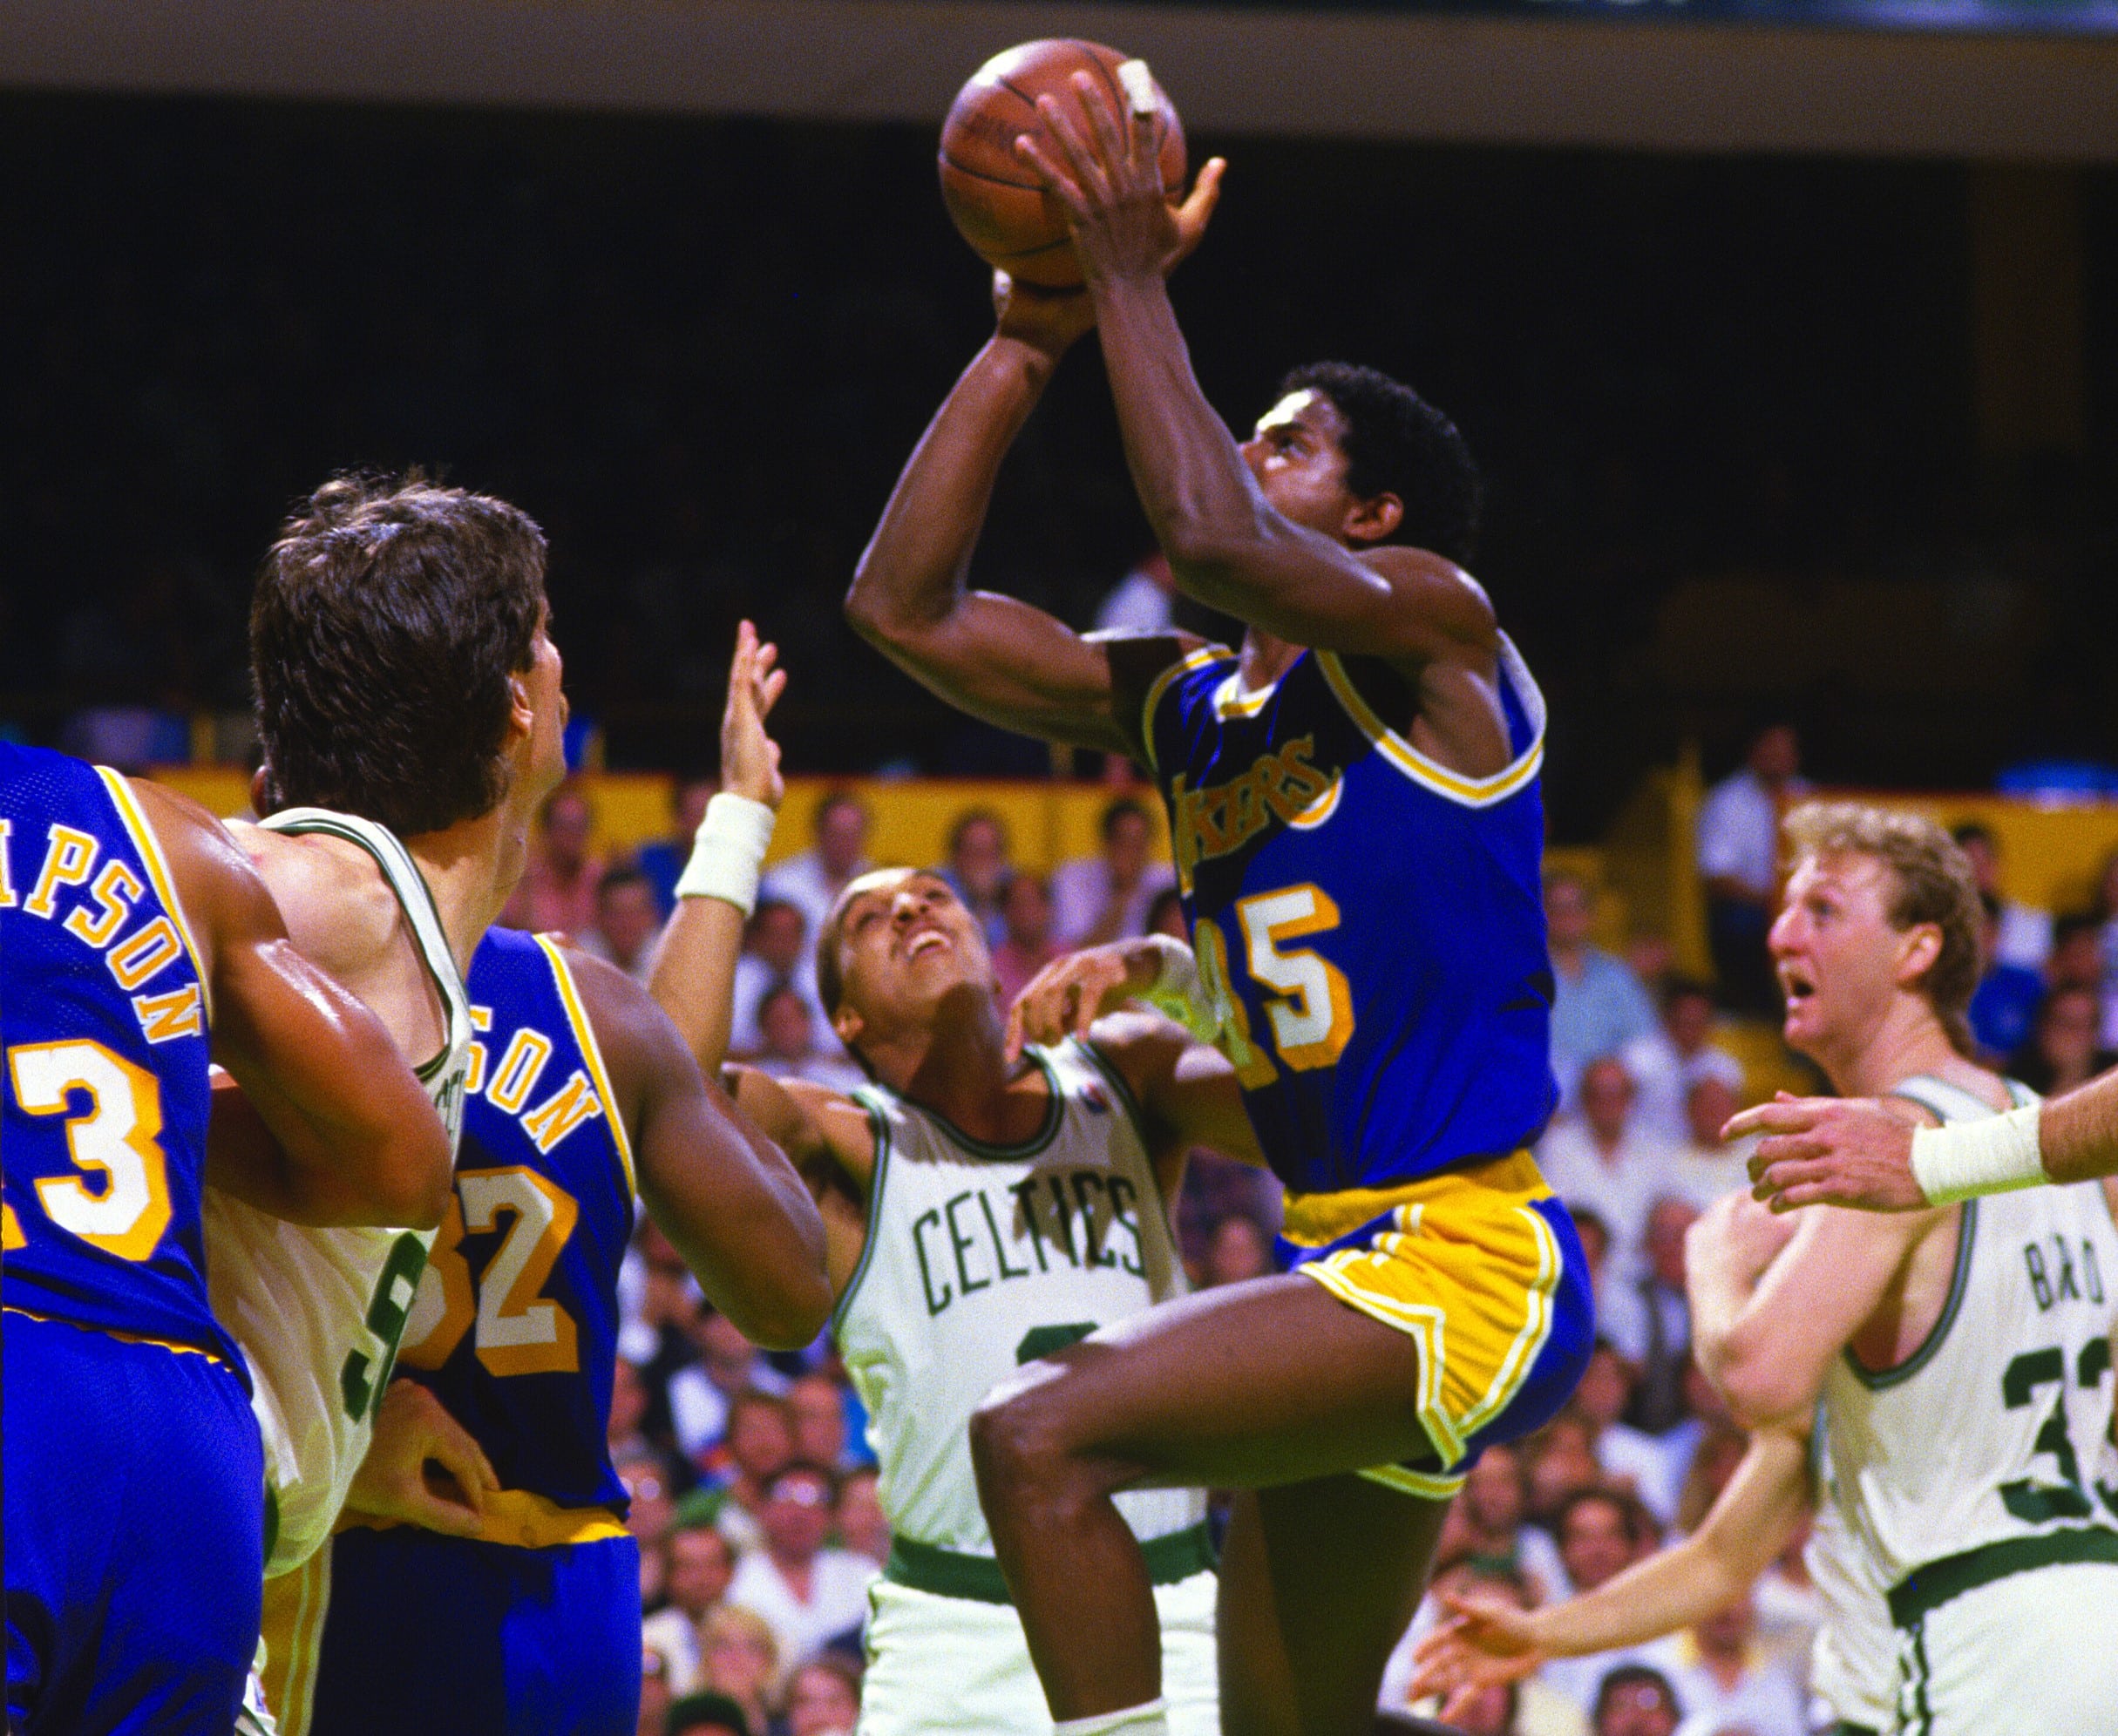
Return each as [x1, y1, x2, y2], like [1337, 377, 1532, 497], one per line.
[648, 627, 1258, 1736]
[1688, 802, 2118, 1736]
[201, 475, 571, 1733]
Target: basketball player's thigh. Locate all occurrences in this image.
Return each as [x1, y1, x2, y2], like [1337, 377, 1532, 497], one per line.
[1216, 1480, 1447, 1736]
[999, 1273, 1433, 1489]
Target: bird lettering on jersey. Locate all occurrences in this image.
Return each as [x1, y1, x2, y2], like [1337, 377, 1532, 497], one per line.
[2022, 1234, 2107, 1312]
[911, 1169, 1147, 1317]
[4, 822, 202, 1044]
[1167, 735, 1334, 889]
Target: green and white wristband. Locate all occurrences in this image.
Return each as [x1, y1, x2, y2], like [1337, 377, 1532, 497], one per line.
[1910, 1101, 2047, 1204]
[673, 793, 776, 917]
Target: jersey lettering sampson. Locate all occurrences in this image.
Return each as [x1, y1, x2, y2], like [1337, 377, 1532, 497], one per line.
[1144, 641, 1557, 1199]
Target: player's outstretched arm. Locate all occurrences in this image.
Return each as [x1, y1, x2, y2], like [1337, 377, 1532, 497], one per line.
[1738, 1075, 2118, 1210]
[1408, 1427, 1810, 1720]
[135, 776, 454, 1229]
[569, 946, 832, 1350]
[1018, 79, 1494, 672]
[844, 282, 1188, 756]
[1688, 1189, 1931, 1428]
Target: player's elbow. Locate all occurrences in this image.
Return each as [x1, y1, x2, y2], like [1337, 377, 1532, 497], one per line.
[1705, 1344, 1811, 1433]
[843, 558, 927, 649]
[347, 1112, 454, 1230]
[723, 1265, 833, 1353]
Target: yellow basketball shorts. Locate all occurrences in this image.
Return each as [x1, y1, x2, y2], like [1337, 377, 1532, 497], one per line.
[1278, 1150, 1594, 1498]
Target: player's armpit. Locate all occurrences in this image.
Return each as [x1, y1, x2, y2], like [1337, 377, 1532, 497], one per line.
[1086, 1009, 1266, 1193]
[139, 778, 451, 1229]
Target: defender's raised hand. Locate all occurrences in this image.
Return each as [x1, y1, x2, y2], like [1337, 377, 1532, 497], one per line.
[720, 619, 787, 811]
[1732, 1091, 1930, 1212]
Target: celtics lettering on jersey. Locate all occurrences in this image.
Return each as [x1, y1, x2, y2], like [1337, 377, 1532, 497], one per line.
[836, 1040, 1205, 1558]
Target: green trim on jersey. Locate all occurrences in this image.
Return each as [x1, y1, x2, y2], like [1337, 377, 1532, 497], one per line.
[898, 1048, 1065, 1163]
[1077, 1039, 1156, 1164]
[830, 1092, 894, 1335]
[885, 1521, 1218, 1604]
[1886, 1523, 2118, 1628]
[1843, 1197, 1979, 1391]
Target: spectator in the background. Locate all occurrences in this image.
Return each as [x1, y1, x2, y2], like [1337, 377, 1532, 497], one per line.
[1446, 1444, 1568, 1604]
[1603, 1197, 1698, 1441]
[666, 1691, 751, 1736]
[1146, 885, 1188, 942]
[834, 1466, 891, 1570]
[788, 1372, 862, 1475]
[726, 1464, 877, 1672]
[1664, 1596, 1804, 1736]
[1545, 872, 1658, 1114]
[1565, 1342, 1680, 1524]
[1589, 1667, 1681, 1736]
[1524, 1415, 1604, 1531]
[636, 1649, 675, 1736]
[2046, 911, 2105, 994]
[621, 1450, 680, 1609]
[642, 1521, 740, 1694]
[990, 871, 1061, 1006]
[583, 865, 664, 985]
[2009, 981, 2117, 1097]
[611, 1356, 657, 1466]
[1966, 892, 2047, 1060]
[504, 782, 605, 939]
[1203, 1213, 1274, 1287]
[696, 1607, 782, 1736]
[669, 1313, 793, 1464]
[786, 1658, 863, 1736]
[1544, 1494, 1674, 1710]
[1952, 822, 2051, 971]
[639, 774, 719, 917]
[1095, 548, 1178, 635]
[763, 790, 872, 939]
[729, 899, 829, 1060]
[1655, 1078, 1749, 1212]
[1050, 797, 1176, 948]
[1617, 980, 1741, 1148]
[1696, 722, 1806, 1015]
[750, 984, 866, 1094]
[937, 809, 1013, 946]
[1536, 1057, 1673, 1285]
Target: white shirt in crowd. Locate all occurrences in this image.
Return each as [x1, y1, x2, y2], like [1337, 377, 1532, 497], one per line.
[667, 1359, 792, 1461]
[1049, 856, 1176, 949]
[1618, 1030, 1747, 1149]
[760, 850, 870, 946]
[725, 1547, 878, 1671]
[727, 952, 831, 1057]
[1667, 1644, 1809, 1736]
[1534, 1121, 1683, 1285]
[1695, 768, 1809, 899]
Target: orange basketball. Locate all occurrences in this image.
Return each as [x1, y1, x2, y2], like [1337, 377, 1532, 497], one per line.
[938, 39, 1185, 290]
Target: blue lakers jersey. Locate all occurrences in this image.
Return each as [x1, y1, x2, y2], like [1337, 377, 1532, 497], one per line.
[1144, 639, 1556, 1197]
[0, 744, 244, 1372]
[393, 927, 635, 1517]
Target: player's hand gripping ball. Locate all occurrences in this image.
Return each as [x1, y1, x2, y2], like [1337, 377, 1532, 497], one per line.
[940, 39, 1185, 288]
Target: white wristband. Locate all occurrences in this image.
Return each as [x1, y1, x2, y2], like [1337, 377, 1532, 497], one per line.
[1909, 1102, 2047, 1204]
[672, 793, 776, 917]
[1138, 933, 1221, 1042]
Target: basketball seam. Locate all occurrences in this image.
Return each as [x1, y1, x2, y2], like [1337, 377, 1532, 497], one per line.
[937, 148, 1045, 194]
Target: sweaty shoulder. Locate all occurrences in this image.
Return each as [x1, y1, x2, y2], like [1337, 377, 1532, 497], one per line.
[226, 818, 405, 987]
[124, 776, 273, 975]
[1357, 546, 1499, 657]
[1092, 631, 1218, 758]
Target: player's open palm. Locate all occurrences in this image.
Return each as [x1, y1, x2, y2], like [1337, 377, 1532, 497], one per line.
[720, 619, 787, 811]
[1406, 1589, 1544, 1717]
[344, 1378, 498, 1540]
[1006, 945, 1138, 1060]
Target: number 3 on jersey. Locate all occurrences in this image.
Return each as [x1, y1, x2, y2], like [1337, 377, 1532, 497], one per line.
[1197, 883, 1355, 1079]
[397, 1167, 581, 1377]
[5, 1039, 173, 1262]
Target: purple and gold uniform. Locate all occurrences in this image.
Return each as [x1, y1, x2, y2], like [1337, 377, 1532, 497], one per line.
[3, 743, 264, 1733]
[304, 927, 640, 1736]
[1143, 639, 1592, 1493]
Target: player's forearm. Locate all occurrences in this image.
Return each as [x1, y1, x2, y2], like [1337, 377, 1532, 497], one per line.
[2037, 1069, 2118, 1186]
[648, 896, 749, 1078]
[846, 336, 1049, 641]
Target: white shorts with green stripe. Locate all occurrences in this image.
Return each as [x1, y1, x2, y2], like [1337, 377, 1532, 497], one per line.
[856, 1569, 1218, 1736]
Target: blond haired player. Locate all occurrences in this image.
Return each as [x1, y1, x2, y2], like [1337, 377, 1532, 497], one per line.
[647, 628, 1258, 1736]
[1687, 801, 2118, 1734]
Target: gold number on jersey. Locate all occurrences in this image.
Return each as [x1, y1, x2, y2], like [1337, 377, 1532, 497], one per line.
[1232, 884, 1355, 1071]
[396, 1166, 580, 1377]
[6, 1039, 173, 1261]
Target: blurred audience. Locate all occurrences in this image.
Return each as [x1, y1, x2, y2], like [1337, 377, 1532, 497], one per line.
[1590, 1666, 1681, 1736]
[584, 865, 665, 985]
[1545, 873, 1658, 1114]
[2008, 981, 2117, 1096]
[1050, 799, 1176, 949]
[991, 872, 1062, 1006]
[750, 984, 866, 1095]
[1951, 822, 2050, 971]
[639, 775, 720, 917]
[1537, 1058, 1677, 1286]
[785, 1658, 863, 1736]
[725, 1464, 876, 1672]
[1696, 722, 1806, 1015]
[1095, 549, 1178, 635]
[1967, 892, 2047, 1060]
[506, 783, 606, 940]
[1663, 1596, 1805, 1736]
[696, 1606, 782, 1736]
[1617, 980, 1741, 1148]
[936, 809, 1013, 946]
[728, 899, 830, 1061]
[763, 791, 873, 939]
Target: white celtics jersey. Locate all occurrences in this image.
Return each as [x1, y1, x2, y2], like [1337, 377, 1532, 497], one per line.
[205, 808, 472, 1575]
[836, 1038, 1205, 1556]
[1821, 1074, 2118, 1597]
[1804, 1417, 1897, 1731]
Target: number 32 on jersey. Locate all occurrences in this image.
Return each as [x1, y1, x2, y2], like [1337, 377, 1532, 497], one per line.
[397, 1167, 582, 1377]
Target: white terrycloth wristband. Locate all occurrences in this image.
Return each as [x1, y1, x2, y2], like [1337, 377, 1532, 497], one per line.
[1138, 932, 1221, 1041]
[673, 793, 776, 916]
[1909, 1102, 2047, 1204]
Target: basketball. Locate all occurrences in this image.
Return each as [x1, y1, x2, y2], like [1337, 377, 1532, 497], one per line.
[938, 39, 1186, 290]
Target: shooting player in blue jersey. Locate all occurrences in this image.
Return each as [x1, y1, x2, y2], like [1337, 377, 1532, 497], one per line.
[845, 78, 1592, 1736]
[2, 745, 451, 1736]
[303, 634, 831, 1736]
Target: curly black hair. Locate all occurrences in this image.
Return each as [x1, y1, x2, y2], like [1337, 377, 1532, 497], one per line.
[1275, 361, 1482, 566]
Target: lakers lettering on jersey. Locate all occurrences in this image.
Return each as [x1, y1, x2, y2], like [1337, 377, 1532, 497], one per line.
[206, 807, 473, 1576]
[393, 926, 636, 1532]
[1, 744, 236, 1368]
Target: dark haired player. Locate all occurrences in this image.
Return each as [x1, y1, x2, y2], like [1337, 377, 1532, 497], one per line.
[845, 79, 1589, 1736]
[3, 744, 451, 1734]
